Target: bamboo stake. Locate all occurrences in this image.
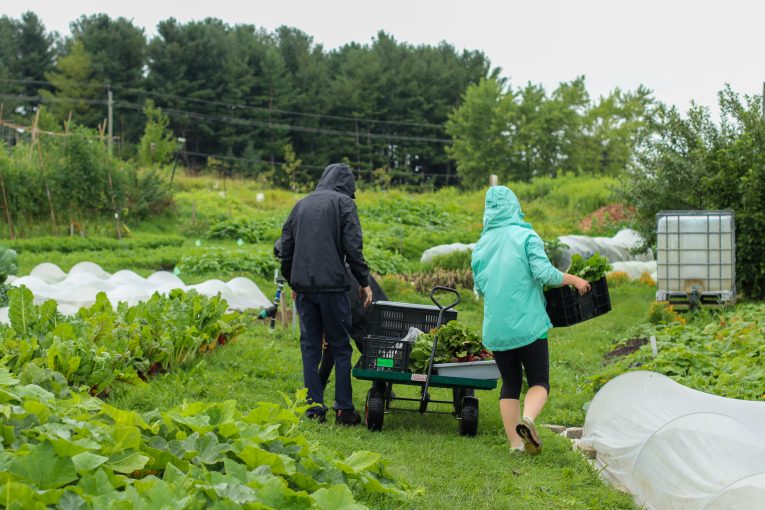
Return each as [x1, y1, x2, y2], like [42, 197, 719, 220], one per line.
[0, 169, 15, 240]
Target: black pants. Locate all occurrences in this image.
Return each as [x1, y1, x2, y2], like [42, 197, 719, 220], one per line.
[493, 338, 550, 400]
[319, 337, 362, 388]
[296, 292, 354, 413]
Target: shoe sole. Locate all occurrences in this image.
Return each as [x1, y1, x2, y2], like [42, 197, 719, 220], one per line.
[516, 420, 542, 455]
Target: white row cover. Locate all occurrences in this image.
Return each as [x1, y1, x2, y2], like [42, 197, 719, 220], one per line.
[558, 229, 654, 268]
[581, 371, 765, 510]
[420, 229, 652, 267]
[420, 242, 476, 263]
[1, 262, 273, 323]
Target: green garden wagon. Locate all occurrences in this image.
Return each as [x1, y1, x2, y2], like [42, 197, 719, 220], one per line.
[352, 287, 498, 436]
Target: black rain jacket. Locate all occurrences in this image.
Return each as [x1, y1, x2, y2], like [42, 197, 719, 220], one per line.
[280, 163, 370, 293]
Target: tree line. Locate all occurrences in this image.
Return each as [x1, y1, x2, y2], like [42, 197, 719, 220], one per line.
[0, 12, 492, 187]
[1, 11, 660, 187]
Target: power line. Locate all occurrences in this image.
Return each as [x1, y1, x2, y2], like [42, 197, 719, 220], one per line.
[1, 78, 447, 130]
[117, 86, 447, 130]
[0, 93, 452, 144]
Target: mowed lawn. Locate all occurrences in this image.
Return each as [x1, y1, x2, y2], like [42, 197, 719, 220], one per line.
[110, 282, 654, 509]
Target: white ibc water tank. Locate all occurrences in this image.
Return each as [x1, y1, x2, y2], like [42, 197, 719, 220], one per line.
[656, 211, 735, 301]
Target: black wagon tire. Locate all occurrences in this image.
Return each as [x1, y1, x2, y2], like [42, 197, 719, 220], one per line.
[365, 390, 385, 432]
[452, 388, 476, 416]
[458, 396, 479, 437]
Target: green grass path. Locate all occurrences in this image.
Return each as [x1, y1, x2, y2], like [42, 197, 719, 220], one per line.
[110, 283, 655, 509]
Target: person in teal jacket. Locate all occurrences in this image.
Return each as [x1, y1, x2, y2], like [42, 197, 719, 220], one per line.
[471, 186, 590, 455]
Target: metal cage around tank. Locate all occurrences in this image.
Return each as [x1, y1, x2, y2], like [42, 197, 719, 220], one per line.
[655, 210, 736, 305]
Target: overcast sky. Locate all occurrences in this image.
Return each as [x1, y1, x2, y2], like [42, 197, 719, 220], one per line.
[4, 0, 762, 116]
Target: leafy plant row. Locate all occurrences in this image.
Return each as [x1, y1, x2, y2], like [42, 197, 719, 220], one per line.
[4, 234, 185, 254]
[590, 303, 765, 401]
[0, 368, 406, 509]
[0, 286, 242, 395]
[176, 249, 279, 279]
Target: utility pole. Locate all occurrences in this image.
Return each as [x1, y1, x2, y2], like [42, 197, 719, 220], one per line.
[107, 86, 114, 155]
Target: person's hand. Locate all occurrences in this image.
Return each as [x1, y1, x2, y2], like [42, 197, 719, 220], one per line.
[360, 286, 373, 309]
[291, 290, 297, 301]
[572, 276, 591, 295]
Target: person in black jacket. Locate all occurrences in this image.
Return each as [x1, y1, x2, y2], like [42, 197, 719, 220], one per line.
[280, 163, 372, 425]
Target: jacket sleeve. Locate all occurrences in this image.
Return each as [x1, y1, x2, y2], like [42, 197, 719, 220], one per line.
[470, 251, 484, 297]
[340, 197, 370, 288]
[280, 209, 296, 285]
[526, 233, 564, 287]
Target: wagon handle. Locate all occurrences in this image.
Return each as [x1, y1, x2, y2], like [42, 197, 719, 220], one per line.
[420, 286, 460, 413]
[430, 286, 460, 311]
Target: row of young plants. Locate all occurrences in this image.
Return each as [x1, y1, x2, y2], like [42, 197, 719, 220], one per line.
[590, 302, 765, 401]
[4, 234, 185, 254]
[0, 287, 408, 508]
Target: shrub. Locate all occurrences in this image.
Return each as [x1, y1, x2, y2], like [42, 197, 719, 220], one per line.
[619, 88, 765, 298]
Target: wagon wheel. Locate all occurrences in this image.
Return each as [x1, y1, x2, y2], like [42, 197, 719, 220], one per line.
[452, 388, 475, 416]
[458, 396, 479, 437]
[365, 389, 385, 432]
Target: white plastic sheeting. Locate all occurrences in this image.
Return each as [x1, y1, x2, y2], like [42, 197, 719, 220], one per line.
[610, 260, 658, 282]
[421, 229, 652, 268]
[2, 262, 272, 321]
[420, 242, 476, 263]
[581, 371, 765, 510]
[558, 229, 653, 268]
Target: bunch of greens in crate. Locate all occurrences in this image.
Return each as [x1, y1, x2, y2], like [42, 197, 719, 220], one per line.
[0, 286, 243, 394]
[567, 252, 612, 282]
[0, 368, 408, 508]
[409, 321, 492, 373]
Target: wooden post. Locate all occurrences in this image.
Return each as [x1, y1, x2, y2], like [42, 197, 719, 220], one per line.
[0, 169, 15, 240]
[106, 168, 122, 240]
[29, 109, 40, 160]
[36, 143, 57, 231]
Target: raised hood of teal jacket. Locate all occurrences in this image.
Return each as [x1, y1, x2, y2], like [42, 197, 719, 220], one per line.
[482, 186, 531, 233]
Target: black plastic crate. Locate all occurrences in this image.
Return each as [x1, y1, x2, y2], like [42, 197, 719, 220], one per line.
[368, 301, 458, 339]
[361, 335, 412, 372]
[545, 277, 611, 327]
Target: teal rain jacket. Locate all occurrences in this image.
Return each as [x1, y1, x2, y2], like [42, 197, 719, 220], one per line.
[471, 186, 563, 351]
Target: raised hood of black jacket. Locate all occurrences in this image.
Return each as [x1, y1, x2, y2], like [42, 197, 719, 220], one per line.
[316, 163, 356, 198]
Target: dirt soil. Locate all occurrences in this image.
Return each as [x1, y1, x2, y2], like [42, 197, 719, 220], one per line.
[604, 337, 648, 360]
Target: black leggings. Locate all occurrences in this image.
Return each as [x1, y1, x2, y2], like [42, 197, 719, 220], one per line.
[493, 339, 550, 400]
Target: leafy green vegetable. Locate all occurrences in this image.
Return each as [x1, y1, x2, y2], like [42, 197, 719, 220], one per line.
[0, 368, 409, 508]
[567, 252, 612, 282]
[0, 245, 18, 281]
[590, 303, 765, 401]
[409, 321, 492, 373]
[0, 286, 243, 393]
